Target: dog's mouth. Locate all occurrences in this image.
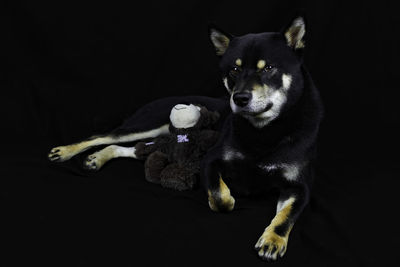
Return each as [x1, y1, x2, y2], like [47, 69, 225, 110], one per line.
[240, 103, 273, 116]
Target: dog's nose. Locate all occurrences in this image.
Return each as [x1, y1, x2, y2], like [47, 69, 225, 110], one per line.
[233, 92, 252, 107]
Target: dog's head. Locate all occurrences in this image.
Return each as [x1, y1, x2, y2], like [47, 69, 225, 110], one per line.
[209, 16, 306, 128]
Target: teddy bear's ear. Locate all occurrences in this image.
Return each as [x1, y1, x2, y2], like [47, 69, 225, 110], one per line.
[198, 106, 220, 127]
[208, 110, 220, 125]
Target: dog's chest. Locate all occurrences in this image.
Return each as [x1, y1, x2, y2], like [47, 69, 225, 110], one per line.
[221, 147, 276, 194]
[257, 162, 302, 182]
[221, 146, 302, 194]
[222, 146, 281, 172]
[222, 146, 245, 161]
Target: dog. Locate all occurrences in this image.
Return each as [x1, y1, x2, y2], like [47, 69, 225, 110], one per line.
[48, 16, 323, 261]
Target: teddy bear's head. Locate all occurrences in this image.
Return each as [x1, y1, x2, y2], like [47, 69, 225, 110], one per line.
[169, 104, 219, 130]
[169, 104, 201, 129]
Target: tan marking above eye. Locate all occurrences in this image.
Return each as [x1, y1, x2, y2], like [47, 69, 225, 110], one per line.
[257, 60, 266, 69]
[235, 58, 242, 66]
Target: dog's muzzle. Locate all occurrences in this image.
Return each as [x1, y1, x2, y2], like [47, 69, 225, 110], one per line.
[232, 92, 252, 107]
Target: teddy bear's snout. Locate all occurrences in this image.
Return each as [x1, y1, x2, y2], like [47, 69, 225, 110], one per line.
[174, 104, 188, 110]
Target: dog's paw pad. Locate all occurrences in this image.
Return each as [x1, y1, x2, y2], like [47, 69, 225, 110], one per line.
[254, 230, 288, 261]
[84, 155, 100, 171]
[48, 146, 73, 162]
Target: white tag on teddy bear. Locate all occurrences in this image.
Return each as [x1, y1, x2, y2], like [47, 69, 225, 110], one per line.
[177, 134, 189, 143]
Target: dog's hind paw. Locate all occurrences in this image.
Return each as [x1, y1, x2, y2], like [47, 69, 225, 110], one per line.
[254, 229, 288, 261]
[83, 154, 101, 171]
[83, 150, 111, 171]
[48, 146, 75, 162]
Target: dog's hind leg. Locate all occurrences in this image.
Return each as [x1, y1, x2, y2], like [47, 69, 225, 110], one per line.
[83, 145, 138, 171]
[48, 95, 228, 163]
[48, 124, 169, 162]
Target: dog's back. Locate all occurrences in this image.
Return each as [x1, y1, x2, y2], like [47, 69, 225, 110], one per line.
[112, 96, 231, 135]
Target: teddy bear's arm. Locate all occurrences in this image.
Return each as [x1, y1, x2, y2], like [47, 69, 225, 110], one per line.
[134, 141, 156, 159]
[134, 135, 171, 159]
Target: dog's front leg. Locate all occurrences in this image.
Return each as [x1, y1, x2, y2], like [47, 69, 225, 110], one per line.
[202, 157, 235, 212]
[255, 185, 309, 261]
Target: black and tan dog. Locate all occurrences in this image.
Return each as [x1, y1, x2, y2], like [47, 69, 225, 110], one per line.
[48, 16, 323, 261]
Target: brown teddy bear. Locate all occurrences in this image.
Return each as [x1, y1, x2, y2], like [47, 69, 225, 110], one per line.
[134, 104, 220, 191]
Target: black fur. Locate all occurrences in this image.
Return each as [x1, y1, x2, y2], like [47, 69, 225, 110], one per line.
[112, 17, 322, 260]
[203, 16, 322, 260]
[49, 16, 323, 261]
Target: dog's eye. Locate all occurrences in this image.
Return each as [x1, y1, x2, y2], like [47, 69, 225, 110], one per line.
[229, 66, 241, 77]
[263, 65, 273, 72]
[232, 66, 240, 72]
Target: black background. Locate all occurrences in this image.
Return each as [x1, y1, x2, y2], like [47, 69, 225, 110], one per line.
[2, 0, 399, 266]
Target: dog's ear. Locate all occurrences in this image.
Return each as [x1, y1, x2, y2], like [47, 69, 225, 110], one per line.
[208, 24, 233, 56]
[282, 16, 306, 50]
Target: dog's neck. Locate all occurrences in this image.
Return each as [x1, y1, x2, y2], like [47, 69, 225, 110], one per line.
[231, 106, 301, 152]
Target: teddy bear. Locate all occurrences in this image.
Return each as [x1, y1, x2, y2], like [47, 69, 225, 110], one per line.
[134, 103, 220, 191]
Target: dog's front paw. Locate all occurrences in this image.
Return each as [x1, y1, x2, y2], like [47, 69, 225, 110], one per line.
[208, 194, 235, 212]
[207, 177, 235, 212]
[254, 228, 288, 261]
[48, 146, 75, 162]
